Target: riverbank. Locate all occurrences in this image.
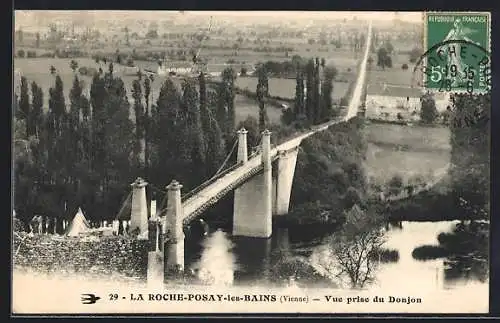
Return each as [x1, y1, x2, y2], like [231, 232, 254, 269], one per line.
[380, 190, 488, 222]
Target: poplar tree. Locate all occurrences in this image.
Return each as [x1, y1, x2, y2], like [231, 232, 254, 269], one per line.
[215, 82, 228, 136]
[29, 82, 47, 186]
[132, 79, 146, 171]
[221, 67, 236, 134]
[90, 73, 107, 183]
[30, 81, 44, 139]
[257, 80, 267, 132]
[46, 75, 68, 226]
[294, 68, 305, 119]
[305, 59, 315, 123]
[320, 67, 336, 120]
[154, 79, 184, 186]
[182, 78, 206, 186]
[313, 57, 321, 124]
[67, 76, 87, 214]
[257, 66, 269, 131]
[257, 65, 269, 97]
[199, 72, 225, 177]
[143, 77, 151, 180]
[102, 77, 135, 221]
[19, 76, 30, 137]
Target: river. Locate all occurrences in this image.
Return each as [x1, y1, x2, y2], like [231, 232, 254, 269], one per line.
[183, 220, 489, 293]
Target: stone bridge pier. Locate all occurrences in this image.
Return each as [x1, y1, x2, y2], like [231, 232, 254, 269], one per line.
[233, 128, 299, 238]
[163, 180, 185, 273]
[273, 147, 299, 216]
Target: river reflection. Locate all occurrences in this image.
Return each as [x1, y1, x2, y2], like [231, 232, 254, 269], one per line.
[184, 220, 489, 292]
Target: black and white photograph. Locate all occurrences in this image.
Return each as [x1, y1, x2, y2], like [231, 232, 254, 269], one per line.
[12, 10, 491, 314]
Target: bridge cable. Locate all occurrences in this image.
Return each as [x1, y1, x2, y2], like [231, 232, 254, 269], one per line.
[160, 131, 262, 214]
[114, 190, 133, 221]
[213, 138, 238, 176]
[157, 138, 238, 214]
[157, 193, 169, 217]
[148, 183, 169, 195]
[251, 134, 264, 157]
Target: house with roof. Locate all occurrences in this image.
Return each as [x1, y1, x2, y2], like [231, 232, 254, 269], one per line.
[365, 83, 451, 122]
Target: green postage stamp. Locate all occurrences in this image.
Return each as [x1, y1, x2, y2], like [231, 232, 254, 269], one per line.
[423, 12, 491, 93]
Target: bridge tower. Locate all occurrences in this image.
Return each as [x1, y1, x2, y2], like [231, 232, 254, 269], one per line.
[236, 128, 248, 163]
[233, 129, 273, 238]
[164, 179, 185, 273]
[130, 177, 149, 238]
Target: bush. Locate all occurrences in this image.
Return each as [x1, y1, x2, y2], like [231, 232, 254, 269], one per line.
[385, 56, 393, 68]
[388, 175, 404, 195]
[78, 66, 89, 75]
[343, 186, 362, 209]
[40, 52, 55, 58]
[420, 93, 439, 124]
[412, 245, 449, 260]
[13, 217, 25, 232]
[235, 116, 260, 149]
[402, 63, 409, 70]
[409, 47, 422, 63]
[17, 49, 25, 58]
[126, 57, 135, 67]
[87, 67, 98, 76]
[369, 248, 400, 262]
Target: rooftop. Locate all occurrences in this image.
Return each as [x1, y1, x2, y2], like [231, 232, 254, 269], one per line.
[367, 84, 423, 98]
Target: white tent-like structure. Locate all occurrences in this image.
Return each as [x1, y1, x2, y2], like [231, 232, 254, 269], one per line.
[66, 207, 91, 237]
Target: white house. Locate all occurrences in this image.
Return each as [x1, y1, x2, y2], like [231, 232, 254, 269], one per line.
[366, 84, 451, 122]
[366, 84, 422, 122]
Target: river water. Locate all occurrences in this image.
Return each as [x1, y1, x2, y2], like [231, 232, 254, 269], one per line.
[184, 220, 489, 293]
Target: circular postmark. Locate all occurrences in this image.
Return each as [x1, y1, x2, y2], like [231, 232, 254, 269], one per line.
[411, 39, 491, 95]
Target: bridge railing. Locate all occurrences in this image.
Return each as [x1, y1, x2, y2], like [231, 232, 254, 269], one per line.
[181, 161, 244, 202]
[182, 163, 265, 224]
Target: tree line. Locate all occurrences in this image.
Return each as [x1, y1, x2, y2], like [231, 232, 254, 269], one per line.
[13, 64, 242, 231]
[281, 57, 340, 127]
[448, 93, 490, 219]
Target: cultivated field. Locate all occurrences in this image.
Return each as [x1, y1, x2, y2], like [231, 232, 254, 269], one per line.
[363, 123, 452, 186]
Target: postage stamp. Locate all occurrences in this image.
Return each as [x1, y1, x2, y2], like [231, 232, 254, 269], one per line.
[422, 12, 491, 93]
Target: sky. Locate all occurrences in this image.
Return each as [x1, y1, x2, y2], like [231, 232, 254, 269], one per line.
[184, 11, 423, 22]
[14, 11, 424, 27]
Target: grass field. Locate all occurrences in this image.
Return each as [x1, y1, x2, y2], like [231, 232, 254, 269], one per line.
[363, 123, 451, 187]
[15, 57, 168, 108]
[236, 77, 351, 102]
[233, 95, 282, 126]
[366, 53, 418, 88]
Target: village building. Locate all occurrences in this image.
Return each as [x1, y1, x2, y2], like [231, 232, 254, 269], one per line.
[365, 83, 451, 122]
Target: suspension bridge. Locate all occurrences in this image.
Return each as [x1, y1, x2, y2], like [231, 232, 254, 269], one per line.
[121, 21, 373, 274]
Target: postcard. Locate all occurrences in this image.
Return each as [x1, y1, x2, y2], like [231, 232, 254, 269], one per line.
[12, 10, 490, 315]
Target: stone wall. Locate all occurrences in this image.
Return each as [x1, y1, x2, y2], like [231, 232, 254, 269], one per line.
[13, 232, 149, 281]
